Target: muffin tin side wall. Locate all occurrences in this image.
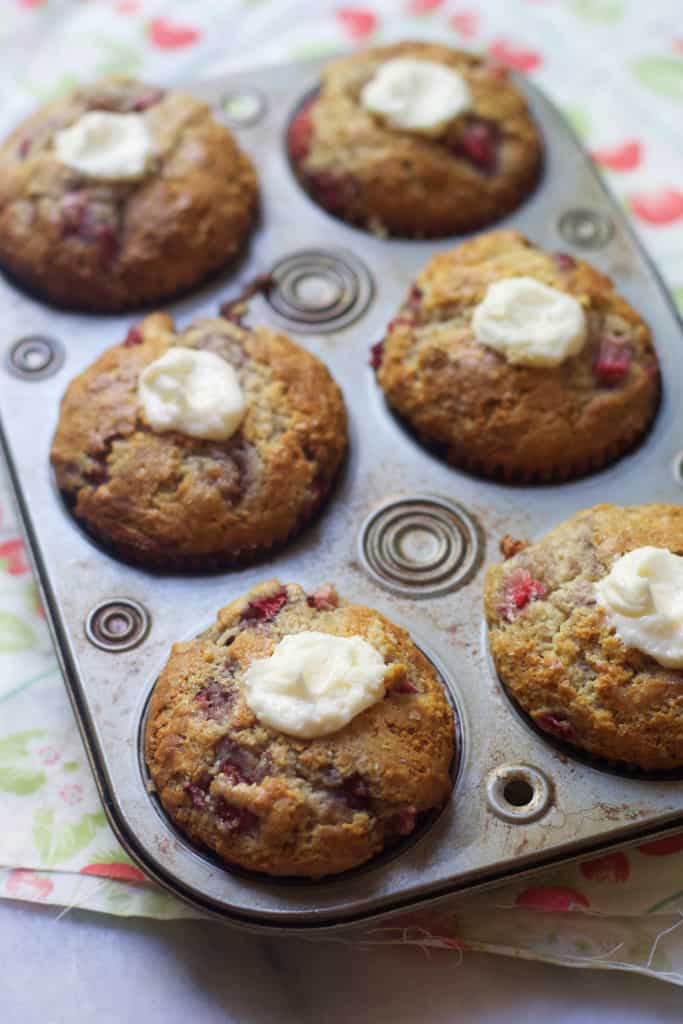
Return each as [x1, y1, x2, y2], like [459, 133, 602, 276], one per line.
[1, 56, 683, 928]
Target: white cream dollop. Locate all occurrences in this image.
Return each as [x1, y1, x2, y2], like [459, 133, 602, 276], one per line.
[138, 348, 246, 441]
[242, 631, 387, 739]
[55, 111, 154, 180]
[595, 547, 683, 669]
[360, 57, 471, 135]
[471, 277, 587, 367]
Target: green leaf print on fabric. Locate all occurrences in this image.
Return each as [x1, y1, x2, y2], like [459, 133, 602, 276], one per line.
[0, 611, 35, 652]
[103, 882, 133, 912]
[632, 57, 683, 100]
[672, 286, 683, 314]
[24, 581, 41, 619]
[0, 730, 45, 795]
[33, 808, 107, 867]
[62, 761, 79, 773]
[26, 73, 79, 103]
[95, 40, 143, 78]
[562, 105, 591, 142]
[289, 40, 341, 60]
[571, 0, 625, 22]
[86, 846, 135, 866]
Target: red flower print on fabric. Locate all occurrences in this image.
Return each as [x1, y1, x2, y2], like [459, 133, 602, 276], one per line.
[148, 18, 201, 50]
[591, 140, 642, 171]
[629, 188, 683, 226]
[515, 886, 590, 911]
[580, 851, 630, 882]
[335, 7, 378, 39]
[489, 38, 543, 73]
[6, 869, 53, 901]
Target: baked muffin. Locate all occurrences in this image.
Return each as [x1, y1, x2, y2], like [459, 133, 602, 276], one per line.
[287, 42, 542, 237]
[0, 77, 258, 310]
[486, 504, 683, 772]
[145, 579, 455, 877]
[375, 230, 660, 481]
[50, 314, 347, 569]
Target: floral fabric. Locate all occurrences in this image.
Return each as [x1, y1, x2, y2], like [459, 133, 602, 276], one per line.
[1, 0, 683, 984]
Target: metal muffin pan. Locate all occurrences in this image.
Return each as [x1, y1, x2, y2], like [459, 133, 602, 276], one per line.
[1, 57, 683, 932]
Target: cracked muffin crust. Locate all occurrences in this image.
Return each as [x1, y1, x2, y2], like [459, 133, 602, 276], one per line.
[486, 505, 683, 772]
[287, 42, 542, 237]
[145, 580, 455, 877]
[0, 77, 258, 310]
[375, 231, 660, 481]
[50, 314, 347, 569]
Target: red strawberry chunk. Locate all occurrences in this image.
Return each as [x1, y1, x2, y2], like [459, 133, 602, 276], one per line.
[389, 805, 417, 836]
[386, 315, 413, 333]
[460, 119, 498, 173]
[214, 797, 257, 833]
[553, 252, 576, 272]
[240, 589, 288, 623]
[341, 773, 372, 811]
[306, 584, 339, 611]
[408, 284, 422, 308]
[288, 97, 316, 162]
[60, 191, 89, 233]
[185, 783, 208, 809]
[61, 192, 118, 265]
[389, 677, 418, 694]
[220, 764, 243, 786]
[122, 326, 143, 347]
[594, 337, 632, 386]
[498, 568, 546, 620]
[369, 340, 384, 369]
[214, 738, 262, 783]
[195, 681, 234, 720]
[307, 171, 357, 213]
[131, 87, 166, 111]
[536, 714, 577, 742]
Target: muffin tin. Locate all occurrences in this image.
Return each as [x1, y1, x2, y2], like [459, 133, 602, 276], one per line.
[1, 56, 683, 932]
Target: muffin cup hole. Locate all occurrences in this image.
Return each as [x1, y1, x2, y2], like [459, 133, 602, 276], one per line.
[6, 335, 64, 380]
[486, 764, 552, 823]
[218, 89, 267, 127]
[85, 598, 150, 652]
[503, 777, 534, 807]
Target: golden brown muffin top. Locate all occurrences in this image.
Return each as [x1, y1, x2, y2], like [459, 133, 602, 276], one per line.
[50, 314, 347, 568]
[0, 77, 258, 309]
[486, 505, 683, 771]
[376, 230, 659, 480]
[146, 580, 455, 876]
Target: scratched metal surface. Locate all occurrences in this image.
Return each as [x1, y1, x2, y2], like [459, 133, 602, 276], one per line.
[1, 58, 683, 931]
